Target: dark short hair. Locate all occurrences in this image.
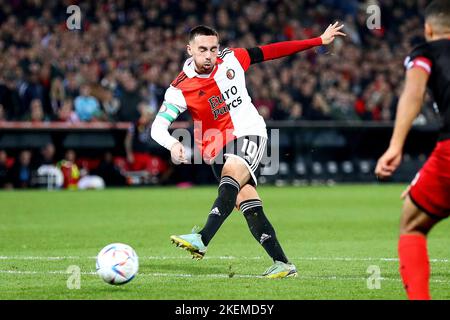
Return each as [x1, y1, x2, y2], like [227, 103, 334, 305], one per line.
[189, 25, 219, 42]
[425, 0, 450, 27]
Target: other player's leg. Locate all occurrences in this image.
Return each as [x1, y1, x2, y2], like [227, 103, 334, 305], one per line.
[398, 140, 450, 299]
[398, 195, 440, 300]
[237, 184, 297, 278]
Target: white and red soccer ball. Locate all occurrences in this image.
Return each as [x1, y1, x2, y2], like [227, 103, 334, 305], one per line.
[96, 243, 139, 285]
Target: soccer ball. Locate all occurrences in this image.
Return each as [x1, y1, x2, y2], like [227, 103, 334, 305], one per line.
[96, 243, 139, 285]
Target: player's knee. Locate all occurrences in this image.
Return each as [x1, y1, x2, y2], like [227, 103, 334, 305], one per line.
[236, 193, 245, 209]
[400, 196, 441, 235]
[218, 176, 240, 205]
[222, 158, 250, 185]
[236, 185, 259, 209]
[399, 209, 435, 235]
[400, 218, 423, 235]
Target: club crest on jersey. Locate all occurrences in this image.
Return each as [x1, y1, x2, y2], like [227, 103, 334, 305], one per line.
[226, 69, 235, 80]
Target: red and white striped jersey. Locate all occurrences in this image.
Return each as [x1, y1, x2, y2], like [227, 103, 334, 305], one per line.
[159, 48, 267, 162]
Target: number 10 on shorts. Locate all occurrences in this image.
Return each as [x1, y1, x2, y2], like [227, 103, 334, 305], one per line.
[241, 138, 258, 160]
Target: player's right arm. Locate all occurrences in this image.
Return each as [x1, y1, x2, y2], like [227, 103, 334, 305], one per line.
[375, 67, 429, 179]
[151, 86, 188, 164]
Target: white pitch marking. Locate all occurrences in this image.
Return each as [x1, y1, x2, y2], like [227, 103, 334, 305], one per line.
[0, 256, 449, 263]
[0, 269, 256, 279]
[0, 256, 83, 260]
[1, 269, 450, 284]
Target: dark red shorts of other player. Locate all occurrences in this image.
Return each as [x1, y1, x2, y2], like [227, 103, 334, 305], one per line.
[409, 139, 450, 219]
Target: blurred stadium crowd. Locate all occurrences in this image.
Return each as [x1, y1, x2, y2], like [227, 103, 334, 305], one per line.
[0, 0, 436, 123]
[0, 0, 438, 189]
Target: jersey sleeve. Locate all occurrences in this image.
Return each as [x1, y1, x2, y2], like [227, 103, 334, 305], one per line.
[404, 43, 433, 75]
[227, 38, 323, 72]
[229, 48, 252, 71]
[220, 47, 259, 71]
[151, 86, 187, 151]
[156, 86, 187, 124]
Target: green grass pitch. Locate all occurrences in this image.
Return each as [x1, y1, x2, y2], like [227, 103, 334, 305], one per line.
[0, 185, 449, 300]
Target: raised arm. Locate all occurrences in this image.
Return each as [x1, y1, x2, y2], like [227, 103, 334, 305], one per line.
[232, 22, 345, 69]
[259, 22, 345, 60]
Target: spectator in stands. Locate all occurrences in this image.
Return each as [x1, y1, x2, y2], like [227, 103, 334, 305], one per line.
[35, 143, 56, 167]
[256, 104, 272, 121]
[0, 73, 21, 120]
[63, 73, 80, 100]
[329, 90, 359, 121]
[50, 77, 66, 115]
[116, 72, 141, 122]
[297, 80, 315, 110]
[100, 89, 120, 121]
[93, 152, 127, 186]
[272, 91, 294, 120]
[57, 98, 80, 123]
[0, 150, 9, 188]
[19, 64, 44, 119]
[74, 85, 103, 122]
[253, 87, 275, 120]
[307, 93, 332, 120]
[24, 98, 50, 122]
[125, 104, 158, 164]
[57, 149, 80, 189]
[7, 150, 33, 189]
[0, 104, 6, 122]
[288, 103, 304, 120]
[33, 143, 64, 189]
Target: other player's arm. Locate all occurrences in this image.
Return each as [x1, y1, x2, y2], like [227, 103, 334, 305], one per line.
[375, 68, 429, 179]
[150, 101, 187, 164]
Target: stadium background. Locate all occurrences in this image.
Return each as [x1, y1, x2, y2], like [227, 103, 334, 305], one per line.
[0, 0, 440, 188]
[2, 0, 450, 302]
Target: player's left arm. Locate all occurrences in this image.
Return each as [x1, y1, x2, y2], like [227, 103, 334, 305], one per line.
[375, 67, 430, 179]
[151, 86, 189, 164]
[232, 22, 345, 70]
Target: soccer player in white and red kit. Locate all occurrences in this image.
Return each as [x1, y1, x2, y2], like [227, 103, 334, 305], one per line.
[152, 23, 345, 277]
[376, 0, 450, 299]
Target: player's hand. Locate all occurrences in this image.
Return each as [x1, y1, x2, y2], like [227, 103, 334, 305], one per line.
[170, 142, 188, 164]
[320, 21, 346, 45]
[375, 146, 403, 179]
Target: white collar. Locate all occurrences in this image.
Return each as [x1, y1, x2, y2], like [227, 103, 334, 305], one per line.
[183, 57, 215, 78]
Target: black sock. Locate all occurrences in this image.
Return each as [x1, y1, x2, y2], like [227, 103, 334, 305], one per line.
[240, 199, 289, 263]
[199, 176, 240, 246]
